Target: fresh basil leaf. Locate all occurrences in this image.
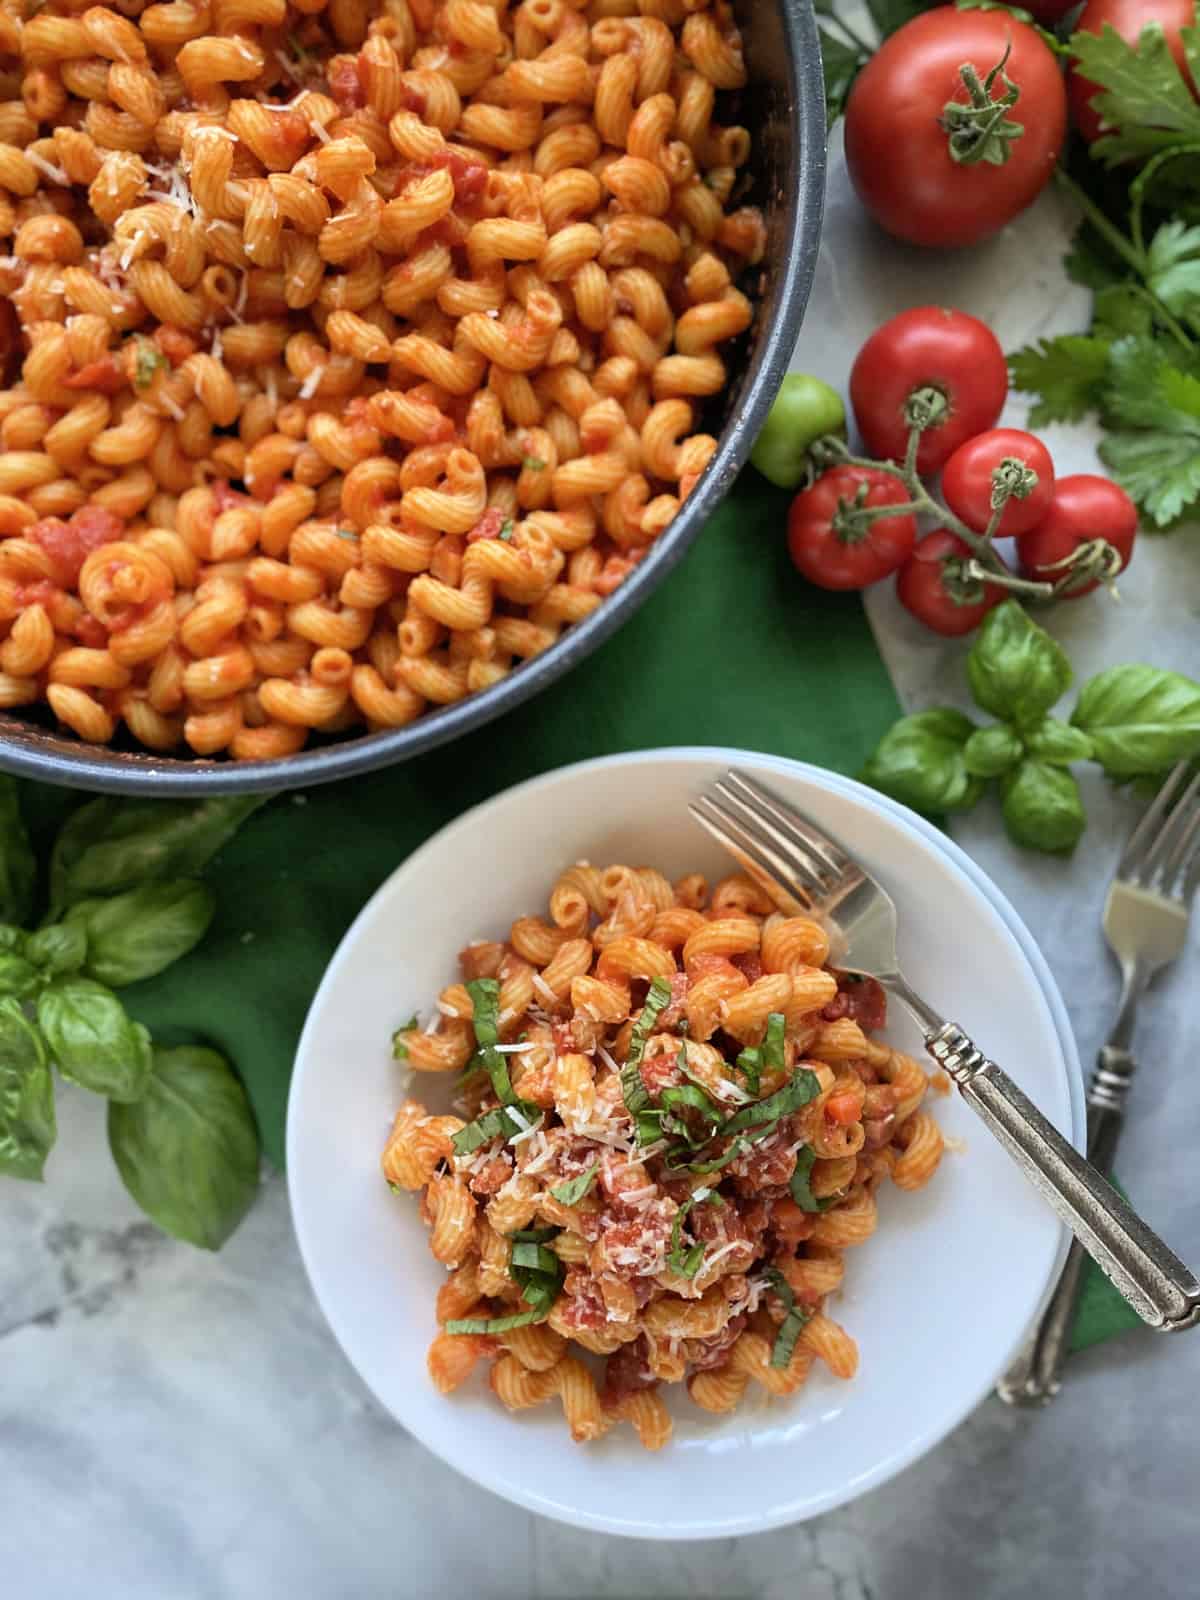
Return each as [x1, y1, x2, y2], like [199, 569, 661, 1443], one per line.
[550, 1163, 598, 1205]
[861, 709, 983, 814]
[0, 953, 43, 998]
[0, 778, 35, 926]
[108, 1044, 259, 1250]
[762, 1013, 786, 1073]
[49, 796, 266, 917]
[1024, 719, 1095, 766]
[734, 1042, 761, 1095]
[967, 601, 1073, 730]
[391, 1013, 419, 1060]
[25, 922, 87, 976]
[0, 925, 26, 954]
[0, 997, 55, 1180]
[510, 1240, 559, 1274]
[667, 1189, 718, 1278]
[661, 1082, 723, 1127]
[64, 880, 215, 987]
[450, 1104, 522, 1157]
[1072, 664, 1200, 776]
[765, 1267, 812, 1368]
[444, 1306, 547, 1336]
[1001, 761, 1087, 853]
[509, 1225, 560, 1244]
[133, 335, 167, 390]
[818, 26, 865, 128]
[789, 1145, 837, 1212]
[963, 723, 1024, 778]
[37, 978, 153, 1102]
[620, 976, 672, 1117]
[719, 1066, 822, 1136]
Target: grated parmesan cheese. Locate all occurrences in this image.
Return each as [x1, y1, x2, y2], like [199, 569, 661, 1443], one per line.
[298, 364, 325, 400]
[27, 152, 69, 186]
[507, 1114, 544, 1147]
[160, 392, 185, 422]
[422, 1012, 440, 1035]
[494, 1041, 539, 1054]
[700, 1240, 743, 1276]
[531, 974, 558, 1006]
[210, 325, 222, 362]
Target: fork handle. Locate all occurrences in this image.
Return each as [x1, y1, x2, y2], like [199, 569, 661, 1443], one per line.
[995, 1093, 1124, 1406]
[925, 1023, 1200, 1334]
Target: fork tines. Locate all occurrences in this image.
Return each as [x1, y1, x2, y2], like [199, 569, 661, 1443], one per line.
[1118, 763, 1200, 899]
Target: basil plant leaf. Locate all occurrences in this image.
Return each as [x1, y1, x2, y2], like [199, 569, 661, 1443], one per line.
[108, 1045, 259, 1250]
[1001, 760, 1087, 854]
[66, 881, 216, 987]
[963, 723, 1024, 778]
[860, 709, 982, 814]
[0, 996, 56, 1180]
[1023, 718, 1095, 766]
[1071, 665, 1200, 777]
[0, 925, 26, 954]
[25, 922, 87, 977]
[0, 777, 35, 927]
[49, 795, 265, 916]
[37, 977, 153, 1102]
[0, 953, 43, 998]
[967, 601, 1073, 730]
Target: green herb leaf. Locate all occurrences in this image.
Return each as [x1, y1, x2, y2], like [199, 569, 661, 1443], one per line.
[37, 978, 153, 1101]
[0, 997, 55, 1180]
[0, 778, 35, 926]
[510, 1240, 559, 1274]
[0, 925, 26, 954]
[108, 1044, 259, 1249]
[1068, 22, 1200, 165]
[498, 518, 514, 542]
[521, 455, 547, 471]
[765, 1266, 812, 1368]
[391, 1013, 420, 1059]
[967, 601, 1073, 731]
[510, 1225, 560, 1244]
[132, 335, 167, 390]
[1023, 719, 1095, 766]
[818, 26, 865, 128]
[510, 1232, 564, 1315]
[24, 922, 87, 977]
[861, 708, 983, 814]
[789, 1145, 838, 1212]
[1098, 429, 1200, 527]
[621, 977, 672, 1119]
[1145, 219, 1200, 315]
[734, 1043, 761, 1095]
[450, 1104, 523, 1157]
[1008, 335, 1111, 427]
[49, 796, 265, 917]
[719, 1065, 821, 1136]
[1001, 760, 1087, 853]
[963, 723, 1024, 779]
[444, 1306, 547, 1336]
[0, 953, 43, 998]
[667, 1188, 718, 1278]
[1091, 285, 1156, 343]
[1096, 336, 1200, 523]
[549, 1163, 597, 1205]
[465, 977, 534, 1115]
[1072, 664, 1200, 776]
[64, 880, 215, 987]
[1064, 222, 1128, 292]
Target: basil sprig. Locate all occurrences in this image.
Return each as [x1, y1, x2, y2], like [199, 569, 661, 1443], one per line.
[789, 1145, 837, 1213]
[765, 1267, 812, 1369]
[863, 601, 1200, 855]
[620, 976, 672, 1117]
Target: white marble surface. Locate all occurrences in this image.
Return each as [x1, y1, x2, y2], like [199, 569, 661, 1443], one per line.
[4, 131, 1200, 1599]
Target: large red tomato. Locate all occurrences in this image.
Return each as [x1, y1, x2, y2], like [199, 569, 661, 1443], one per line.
[844, 9, 1068, 249]
[1069, 0, 1198, 145]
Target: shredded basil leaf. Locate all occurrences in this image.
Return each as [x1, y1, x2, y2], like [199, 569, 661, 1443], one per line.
[667, 1188, 722, 1278]
[522, 455, 547, 471]
[510, 1240, 559, 1274]
[450, 1105, 518, 1157]
[390, 1013, 420, 1060]
[765, 1267, 811, 1369]
[509, 1225, 559, 1244]
[498, 518, 514, 541]
[734, 1042, 761, 1095]
[334, 527, 359, 542]
[133, 336, 166, 390]
[719, 1067, 821, 1135]
[465, 978, 535, 1119]
[734, 1012, 786, 1095]
[620, 977, 672, 1118]
[550, 1163, 597, 1205]
[444, 1306, 546, 1336]
[789, 1145, 838, 1213]
[386, 1180, 401, 1193]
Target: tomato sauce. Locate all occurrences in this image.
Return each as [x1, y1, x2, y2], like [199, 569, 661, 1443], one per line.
[822, 970, 887, 1031]
[29, 506, 123, 585]
[62, 354, 124, 394]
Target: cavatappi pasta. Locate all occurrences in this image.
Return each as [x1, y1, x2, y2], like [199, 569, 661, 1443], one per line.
[0, 0, 765, 760]
[384, 864, 946, 1449]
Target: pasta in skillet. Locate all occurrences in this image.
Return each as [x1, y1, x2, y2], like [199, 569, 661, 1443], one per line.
[384, 863, 946, 1449]
[0, 0, 764, 759]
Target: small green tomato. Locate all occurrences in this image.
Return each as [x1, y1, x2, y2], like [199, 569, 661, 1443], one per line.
[750, 373, 846, 490]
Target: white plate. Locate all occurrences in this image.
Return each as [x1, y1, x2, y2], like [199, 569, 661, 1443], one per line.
[288, 749, 1084, 1539]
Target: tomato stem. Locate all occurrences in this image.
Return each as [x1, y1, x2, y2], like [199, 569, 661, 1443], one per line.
[962, 560, 1053, 600]
[990, 456, 1037, 510]
[940, 46, 1023, 167]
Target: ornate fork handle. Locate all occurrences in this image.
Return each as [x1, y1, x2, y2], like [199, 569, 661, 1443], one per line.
[926, 1022, 1200, 1334]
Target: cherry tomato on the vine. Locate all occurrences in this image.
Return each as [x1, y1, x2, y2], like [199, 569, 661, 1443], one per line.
[1016, 475, 1138, 598]
[850, 307, 1009, 476]
[897, 529, 1009, 636]
[1069, 0, 1198, 146]
[787, 465, 918, 592]
[941, 428, 1056, 538]
[844, 9, 1067, 250]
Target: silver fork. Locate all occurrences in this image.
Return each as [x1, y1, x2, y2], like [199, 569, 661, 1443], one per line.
[690, 768, 1200, 1334]
[997, 763, 1200, 1402]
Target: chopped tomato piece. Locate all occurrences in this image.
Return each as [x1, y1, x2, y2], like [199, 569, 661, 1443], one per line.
[399, 82, 427, 115]
[824, 1089, 862, 1126]
[211, 479, 253, 513]
[327, 54, 366, 110]
[62, 354, 124, 394]
[731, 950, 763, 984]
[75, 614, 109, 648]
[821, 971, 887, 1032]
[29, 507, 123, 585]
[154, 325, 198, 366]
[466, 507, 507, 543]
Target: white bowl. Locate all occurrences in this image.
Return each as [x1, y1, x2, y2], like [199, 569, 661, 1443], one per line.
[288, 749, 1084, 1538]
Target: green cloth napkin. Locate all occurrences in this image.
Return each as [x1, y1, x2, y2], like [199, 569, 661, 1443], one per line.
[22, 472, 1141, 1351]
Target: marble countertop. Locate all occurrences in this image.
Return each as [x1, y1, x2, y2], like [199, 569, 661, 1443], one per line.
[4, 130, 1199, 1600]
